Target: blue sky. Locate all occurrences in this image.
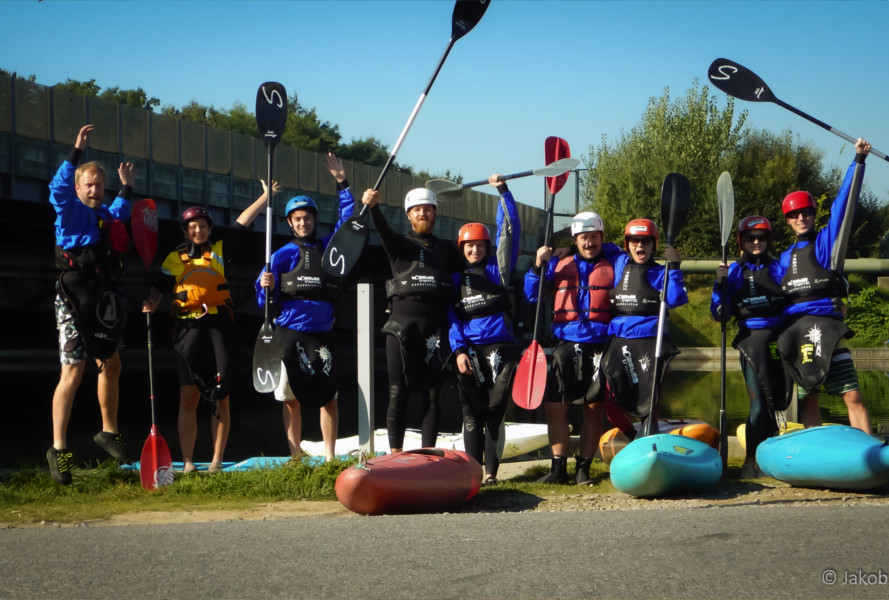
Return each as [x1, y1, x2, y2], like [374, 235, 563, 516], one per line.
[3, 0, 888, 231]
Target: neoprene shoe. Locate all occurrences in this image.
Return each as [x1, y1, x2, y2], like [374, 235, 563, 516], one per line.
[93, 431, 127, 462]
[574, 456, 594, 486]
[46, 447, 73, 485]
[537, 456, 569, 484]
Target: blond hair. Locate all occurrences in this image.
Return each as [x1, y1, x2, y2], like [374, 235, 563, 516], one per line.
[75, 161, 106, 185]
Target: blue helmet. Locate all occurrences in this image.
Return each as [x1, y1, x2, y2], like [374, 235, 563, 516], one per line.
[286, 196, 317, 217]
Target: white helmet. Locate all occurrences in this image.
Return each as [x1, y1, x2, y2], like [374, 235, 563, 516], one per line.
[405, 188, 437, 212]
[570, 211, 604, 236]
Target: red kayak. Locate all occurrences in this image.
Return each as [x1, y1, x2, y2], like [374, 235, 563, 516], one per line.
[335, 448, 482, 515]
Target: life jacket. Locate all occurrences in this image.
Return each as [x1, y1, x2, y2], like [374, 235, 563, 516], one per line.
[609, 262, 660, 317]
[54, 214, 129, 281]
[453, 263, 511, 321]
[734, 263, 787, 320]
[280, 240, 340, 304]
[386, 239, 452, 300]
[171, 242, 231, 317]
[552, 255, 614, 324]
[781, 243, 847, 303]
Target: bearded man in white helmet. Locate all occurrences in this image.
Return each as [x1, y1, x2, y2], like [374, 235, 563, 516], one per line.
[362, 187, 462, 452]
[523, 212, 623, 484]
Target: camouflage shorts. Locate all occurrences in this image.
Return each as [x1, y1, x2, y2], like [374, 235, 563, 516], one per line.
[55, 293, 84, 365]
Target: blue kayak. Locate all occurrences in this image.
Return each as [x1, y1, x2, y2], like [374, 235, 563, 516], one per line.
[756, 425, 889, 491]
[610, 433, 723, 498]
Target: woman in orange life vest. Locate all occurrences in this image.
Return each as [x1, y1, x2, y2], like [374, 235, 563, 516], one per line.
[142, 181, 279, 473]
[523, 212, 623, 485]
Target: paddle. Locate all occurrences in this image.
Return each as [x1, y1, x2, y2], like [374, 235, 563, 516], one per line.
[707, 58, 888, 163]
[321, 0, 491, 277]
[425, 157, 581, 198]
[253, 82, 288, 393]
[638, 173, 691, 439]
[132, 198, 174, 490]
[512, 136, 571, 410]
[716, 171, 734, 474]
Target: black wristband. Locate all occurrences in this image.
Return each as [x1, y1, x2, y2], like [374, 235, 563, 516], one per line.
[855, 153, 867, 164]
[496, 183, 509, 195]
[66, 147, 82, 165]
[336, 178, 350, 191]
[118, 185, 133, 201]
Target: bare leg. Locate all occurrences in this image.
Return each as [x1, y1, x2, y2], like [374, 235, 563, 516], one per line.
[800, 393, 822, 429]
[96, 351, 121, 433]
[544, 402, 571, 457]
[178, 384, 201, 471]
[320, 397, 339, 462]
[843, 389, 871, 433]
[579, 402, 604, 459]
[52, 362, 86, 449]
[283, 399, 301, 455]
[208, 395, 230, 471]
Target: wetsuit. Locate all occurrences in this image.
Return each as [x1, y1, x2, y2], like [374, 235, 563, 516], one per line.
[523, 242, 623, 406]
[50, 148, 131, 364]
[602, 255, 688, 422]
[255, 183, 354, 407]
[711, 257, 788, 458]
[370, 203, 462, 450]
[447, 183, 520, 478]
[776, 156, 866, 395]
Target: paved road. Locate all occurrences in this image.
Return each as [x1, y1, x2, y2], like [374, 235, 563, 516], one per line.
[3, 505, 888, 599]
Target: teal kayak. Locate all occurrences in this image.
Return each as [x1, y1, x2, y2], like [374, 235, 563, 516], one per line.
[756, 425, 889, 491]
[610, 433, 723, 498]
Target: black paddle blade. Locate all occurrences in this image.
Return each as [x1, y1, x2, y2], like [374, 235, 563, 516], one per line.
[452, 0, 491, 42]
[255, 82, 288, 149]
[707, 58, 777, 104]
[253, 322, 281, 393]
[322, 209, 371, 277]
[660, 173, 691, 245]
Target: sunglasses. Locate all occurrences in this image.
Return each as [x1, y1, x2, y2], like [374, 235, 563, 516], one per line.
[743, 233, 768, 243]
[786, 207, 814, 220]
[627, 236, 653, 246]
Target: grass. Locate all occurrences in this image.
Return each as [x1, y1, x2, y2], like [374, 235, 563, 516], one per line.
[2, 455, 756, 526]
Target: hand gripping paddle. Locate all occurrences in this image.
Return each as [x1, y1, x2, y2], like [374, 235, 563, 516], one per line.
[512, 136, 571, 410]
[637, 173, 690, 439]
[253, 82, 288, 393]
[716, 171, 734, 474]
[132, 198, 174, 490]
[707, 58, 888, 162]
[425, 157, 580, 198]
[322, 0, 491, 278]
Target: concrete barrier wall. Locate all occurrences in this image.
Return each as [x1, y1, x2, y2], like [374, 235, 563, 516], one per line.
[0, 72, 538, 251]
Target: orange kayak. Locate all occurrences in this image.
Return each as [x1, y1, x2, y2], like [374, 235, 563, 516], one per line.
[335, 448, 482, 515]
[599, 419, 719, 465]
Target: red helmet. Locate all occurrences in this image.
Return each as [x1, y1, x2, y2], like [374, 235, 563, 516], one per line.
[181, 206, 212, 228]
[623, 218, 658, 251]
[782, 191, 815, 216]
[457, 222, 490, 245]
[737, 215, 771, 250]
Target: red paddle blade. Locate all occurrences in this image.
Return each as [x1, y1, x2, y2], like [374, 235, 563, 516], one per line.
[140, 425, 174, 490]
[132, 198, 158, 270]
[544, 137, 571, 195]
[512, 341, 547, 410]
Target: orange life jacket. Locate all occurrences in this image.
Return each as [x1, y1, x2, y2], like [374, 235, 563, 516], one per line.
[172, 248, 231, 315]
[552, 255, 614, 324]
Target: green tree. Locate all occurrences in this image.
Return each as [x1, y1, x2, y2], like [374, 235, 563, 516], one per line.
[281, 93, 341, 153]
[55, 78, 101, 97]
[337, 136, 391, 167]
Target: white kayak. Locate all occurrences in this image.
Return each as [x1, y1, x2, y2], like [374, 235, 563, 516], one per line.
[300, 422, 549, 461]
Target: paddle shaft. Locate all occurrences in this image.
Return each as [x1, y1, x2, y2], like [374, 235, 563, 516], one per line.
[263, 144, 274, 324]
[531, 191, 555, 341]
[718, 244, 728, 473]
[146, 312, 158, 426]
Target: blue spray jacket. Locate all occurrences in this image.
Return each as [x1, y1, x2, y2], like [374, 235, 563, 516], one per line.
[608, 254, 688, 339]
[447, 186, 521, 352]
[255, 188, 354, 332]
[776, 159, 864, 319]
[523, 242, 624, 344]
[50, 157, 131, 249]
[710, 260, 785, 330]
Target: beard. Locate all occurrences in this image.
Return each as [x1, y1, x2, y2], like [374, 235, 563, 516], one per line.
[412, 219, 435, 235]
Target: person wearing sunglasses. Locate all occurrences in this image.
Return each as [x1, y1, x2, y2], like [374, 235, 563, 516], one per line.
[711, 216, 789, 477]
[776, 138, 872, 433]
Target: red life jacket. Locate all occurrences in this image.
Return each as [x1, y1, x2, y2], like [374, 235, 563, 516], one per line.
[552, 255, 614, 324]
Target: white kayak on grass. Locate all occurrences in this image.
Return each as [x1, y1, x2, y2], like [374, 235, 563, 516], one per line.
[300, 422, 549, 461]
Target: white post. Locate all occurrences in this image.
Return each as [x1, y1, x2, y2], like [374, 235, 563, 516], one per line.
[357, 283, 374, 454]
